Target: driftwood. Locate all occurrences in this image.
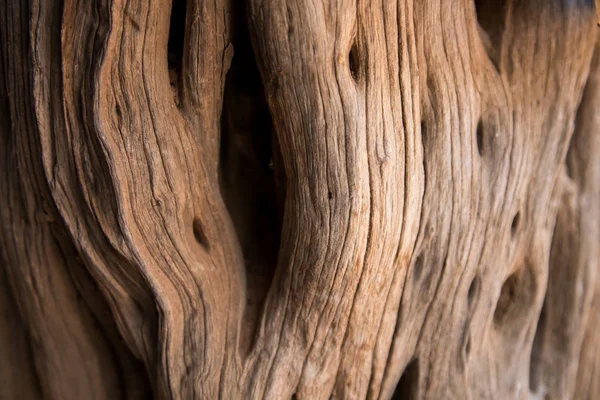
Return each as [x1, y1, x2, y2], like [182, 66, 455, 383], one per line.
[0, 0, 598, 399]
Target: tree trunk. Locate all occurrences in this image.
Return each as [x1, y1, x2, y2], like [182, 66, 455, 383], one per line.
[0, 0, 598, 399]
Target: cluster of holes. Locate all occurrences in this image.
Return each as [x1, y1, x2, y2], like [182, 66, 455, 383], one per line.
[177, 0, 525, 393]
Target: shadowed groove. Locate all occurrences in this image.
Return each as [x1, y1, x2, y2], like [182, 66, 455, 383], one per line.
[392, 359, 419, 400]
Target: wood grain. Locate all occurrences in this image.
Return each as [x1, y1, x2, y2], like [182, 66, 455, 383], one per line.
[0, 0, 598, 399]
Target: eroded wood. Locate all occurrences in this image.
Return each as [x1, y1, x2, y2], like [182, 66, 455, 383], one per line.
[0, 0, 598, 399]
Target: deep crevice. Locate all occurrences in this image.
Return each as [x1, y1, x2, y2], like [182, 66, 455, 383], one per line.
[474, 0, 507, 72]
[392, 358, 420, 400]
[218, 0, 282, 358]
[167, 0, 187, 90]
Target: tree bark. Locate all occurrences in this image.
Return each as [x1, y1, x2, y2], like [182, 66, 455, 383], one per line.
[0, 0, 598, 399]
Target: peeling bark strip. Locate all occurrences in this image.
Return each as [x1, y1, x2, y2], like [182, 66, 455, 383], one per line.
[0, 1, 598, 400]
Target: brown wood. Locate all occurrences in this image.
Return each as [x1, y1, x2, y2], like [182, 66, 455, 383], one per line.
[0, 0, 598, 399]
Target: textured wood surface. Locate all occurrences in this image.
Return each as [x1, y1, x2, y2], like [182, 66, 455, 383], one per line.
[0, 0, 598, 399]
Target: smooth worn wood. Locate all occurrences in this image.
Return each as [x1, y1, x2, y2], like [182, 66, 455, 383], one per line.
[0, 0, 598, 399]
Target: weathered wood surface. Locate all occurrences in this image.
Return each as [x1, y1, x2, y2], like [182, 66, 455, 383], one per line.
[0, 0, 598, 399]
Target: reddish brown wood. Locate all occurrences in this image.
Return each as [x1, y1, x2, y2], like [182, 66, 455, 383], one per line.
[1, 1, 598, 399]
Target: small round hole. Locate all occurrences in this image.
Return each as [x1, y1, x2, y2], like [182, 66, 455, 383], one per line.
[192, 217, 210, 250]
[476, 120, 484, 156]
[511, 212, 520, 236]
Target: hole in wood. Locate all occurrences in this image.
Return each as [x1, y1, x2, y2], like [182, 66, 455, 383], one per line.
[468, 274, 481, 308]
[413, 253, 424, 282]
[167, 0, 187, 88]
[474, 0, 507, 72]
[192, 217, 210, 250]
[493, 261, 537, 329]
[476, 120, 484, 156]
[511, 212, 520, 236]
[349, 42, 360, 81]
[494, 273, 518, 325]
[392, 358, 419, 400]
